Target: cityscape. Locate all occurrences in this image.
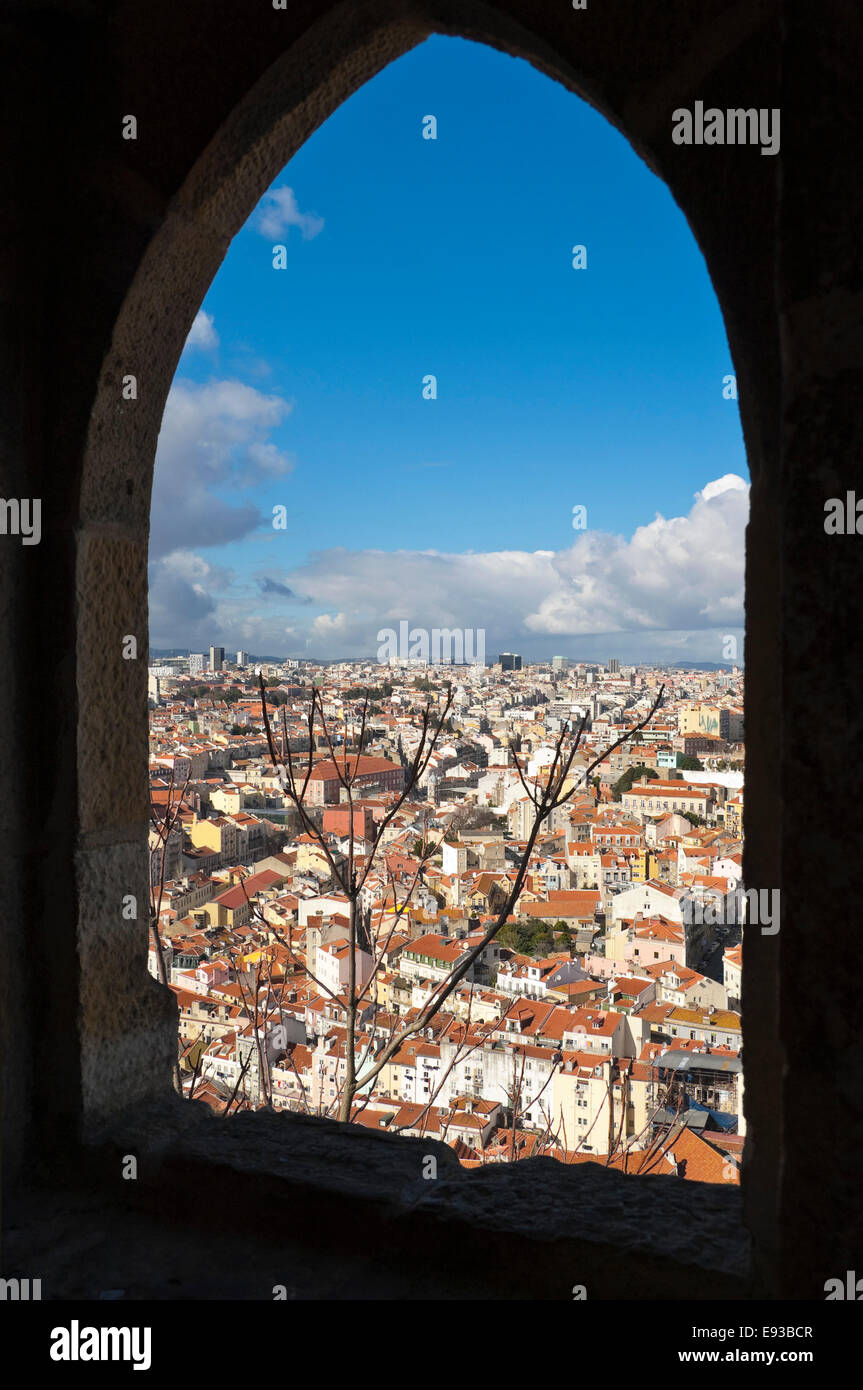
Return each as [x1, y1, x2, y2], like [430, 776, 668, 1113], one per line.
[148, 647, 745, 1182]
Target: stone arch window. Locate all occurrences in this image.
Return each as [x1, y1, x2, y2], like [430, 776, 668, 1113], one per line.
[147, 24, 747, 1149]
[11, 0, 855, 1303]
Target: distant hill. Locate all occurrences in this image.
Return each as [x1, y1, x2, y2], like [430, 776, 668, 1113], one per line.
[668, 661, 742, 671]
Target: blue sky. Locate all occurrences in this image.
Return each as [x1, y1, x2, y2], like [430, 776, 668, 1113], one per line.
[149, 35, 748, 664]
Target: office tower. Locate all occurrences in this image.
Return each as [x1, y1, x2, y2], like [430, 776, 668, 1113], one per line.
[608, 658, 620, 674]
[189, 653, 205, 676]
[552, 655, 568, 673]
[209, 645, 225, 672]
[498, 652, 522, 671]
[236, 650, 248, 668]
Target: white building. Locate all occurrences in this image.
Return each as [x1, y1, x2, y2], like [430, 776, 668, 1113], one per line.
[610, 880, 692, 926]
[315, 939, 374, 996]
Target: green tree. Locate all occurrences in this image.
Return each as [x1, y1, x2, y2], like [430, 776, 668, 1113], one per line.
[612, 763, 658, 800]
[498, 920, 556, 957]
[677, 754, 703, 771]
[343, 683, 393, 701]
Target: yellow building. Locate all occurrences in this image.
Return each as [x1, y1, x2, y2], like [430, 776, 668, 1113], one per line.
[725, 791, 743, 838]
[189, 814, 238, 860]
[293, 839, 334, 876]
[551, 1055, 636, 1156]
[631, 847, 656, 882]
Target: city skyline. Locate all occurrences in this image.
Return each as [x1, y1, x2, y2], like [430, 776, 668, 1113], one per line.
[150, 649, 742, 673]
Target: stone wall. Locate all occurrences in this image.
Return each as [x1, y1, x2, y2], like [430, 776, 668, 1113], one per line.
[1, 0, 861, 1299]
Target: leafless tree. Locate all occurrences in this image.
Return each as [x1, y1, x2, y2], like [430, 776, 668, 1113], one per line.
[148, 767, 191, 1094]
[251, 675, 665, 1126]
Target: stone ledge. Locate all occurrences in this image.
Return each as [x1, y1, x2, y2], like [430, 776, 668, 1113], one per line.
[59, 1097, 753, 1299]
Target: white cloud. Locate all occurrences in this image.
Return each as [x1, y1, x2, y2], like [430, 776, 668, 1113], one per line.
[526, 475, 748, 636]
[148, 551, 234, 646]
[311, 612, 352, 639]
[151, 378, 293, 559]
[256, 186, 324, 241]
[184, 310, 219, 352]
[245, 441, 296, 476]
[697, 473, 748, 502]
[148, 476, 749, 663]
